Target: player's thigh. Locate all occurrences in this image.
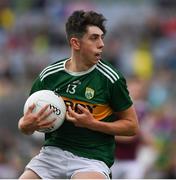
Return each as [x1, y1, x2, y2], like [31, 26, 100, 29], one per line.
[71, 171, 107, 179]
[19, 169, 41, 179]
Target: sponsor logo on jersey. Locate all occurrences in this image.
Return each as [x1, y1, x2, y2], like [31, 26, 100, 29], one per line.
[85, 87, 95, 99]
[62, 96, 113, 121]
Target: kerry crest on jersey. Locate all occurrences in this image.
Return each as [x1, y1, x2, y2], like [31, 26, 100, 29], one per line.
[85, 87, 95, 99]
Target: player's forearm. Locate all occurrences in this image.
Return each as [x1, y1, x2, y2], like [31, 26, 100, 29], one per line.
[89, 118, 139, 136]
[18, 117, 35, 135]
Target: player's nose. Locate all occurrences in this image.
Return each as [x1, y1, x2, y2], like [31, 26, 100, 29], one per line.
[98, 38, 104, 49]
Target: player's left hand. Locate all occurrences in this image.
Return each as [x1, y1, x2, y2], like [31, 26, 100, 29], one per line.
[66, 104, 95, 128]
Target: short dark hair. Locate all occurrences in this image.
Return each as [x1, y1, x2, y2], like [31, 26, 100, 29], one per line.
[65, 10, 106, 42]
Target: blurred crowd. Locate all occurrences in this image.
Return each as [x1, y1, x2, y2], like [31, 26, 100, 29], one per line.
[0, 0, 176, 178]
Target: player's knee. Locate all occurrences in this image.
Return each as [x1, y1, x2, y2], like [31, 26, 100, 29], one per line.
[19, 169, 41, 179]
[71, 171, 108, 179]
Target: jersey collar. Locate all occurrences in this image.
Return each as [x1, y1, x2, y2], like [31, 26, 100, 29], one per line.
[64, 59, 96, 76]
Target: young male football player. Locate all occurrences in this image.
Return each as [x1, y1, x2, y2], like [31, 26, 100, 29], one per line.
[18, 10, 139, 179]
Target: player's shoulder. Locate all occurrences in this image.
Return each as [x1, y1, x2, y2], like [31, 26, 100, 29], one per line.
[50, 58, 67, 65]
[96, 59, 124, 83]
[39, 58, 67, 81]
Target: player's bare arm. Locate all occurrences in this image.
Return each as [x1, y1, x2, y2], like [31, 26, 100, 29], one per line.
[18, 104, 56, 135]
[66, 104, 139, 136]
[115, 135, 138, 142]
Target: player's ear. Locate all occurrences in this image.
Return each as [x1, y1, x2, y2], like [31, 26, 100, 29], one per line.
[70, 37, 80, 50]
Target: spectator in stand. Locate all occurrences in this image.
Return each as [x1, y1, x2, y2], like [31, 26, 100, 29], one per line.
[111, 75, 149, 179]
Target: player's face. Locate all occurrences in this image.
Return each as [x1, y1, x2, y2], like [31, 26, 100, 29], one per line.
[79, 26, 105, 65]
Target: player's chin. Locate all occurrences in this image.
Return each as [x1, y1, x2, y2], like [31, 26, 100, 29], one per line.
[93, 56, 101, 64]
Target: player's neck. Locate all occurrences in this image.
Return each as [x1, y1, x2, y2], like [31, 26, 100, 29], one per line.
[66, 56, 93, 72]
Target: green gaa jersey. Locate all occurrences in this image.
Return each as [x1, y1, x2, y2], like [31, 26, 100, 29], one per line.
[30, 58, 133, 167]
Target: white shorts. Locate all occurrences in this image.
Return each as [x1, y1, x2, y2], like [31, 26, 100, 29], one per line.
[25, 146, 111, 179]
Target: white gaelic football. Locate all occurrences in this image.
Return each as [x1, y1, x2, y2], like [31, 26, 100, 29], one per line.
[23, 90, 66, 133]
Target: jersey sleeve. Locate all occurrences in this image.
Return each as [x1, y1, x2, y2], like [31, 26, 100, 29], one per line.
[109, 76, 133, 112]
[29, 76, 45, 95]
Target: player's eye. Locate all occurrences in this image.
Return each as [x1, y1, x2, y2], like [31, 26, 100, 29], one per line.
[90, 36, 98, 40]
[101, 35, 105, 40]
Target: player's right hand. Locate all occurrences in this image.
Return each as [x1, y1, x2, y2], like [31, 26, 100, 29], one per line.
[18, 104, 56, 135]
